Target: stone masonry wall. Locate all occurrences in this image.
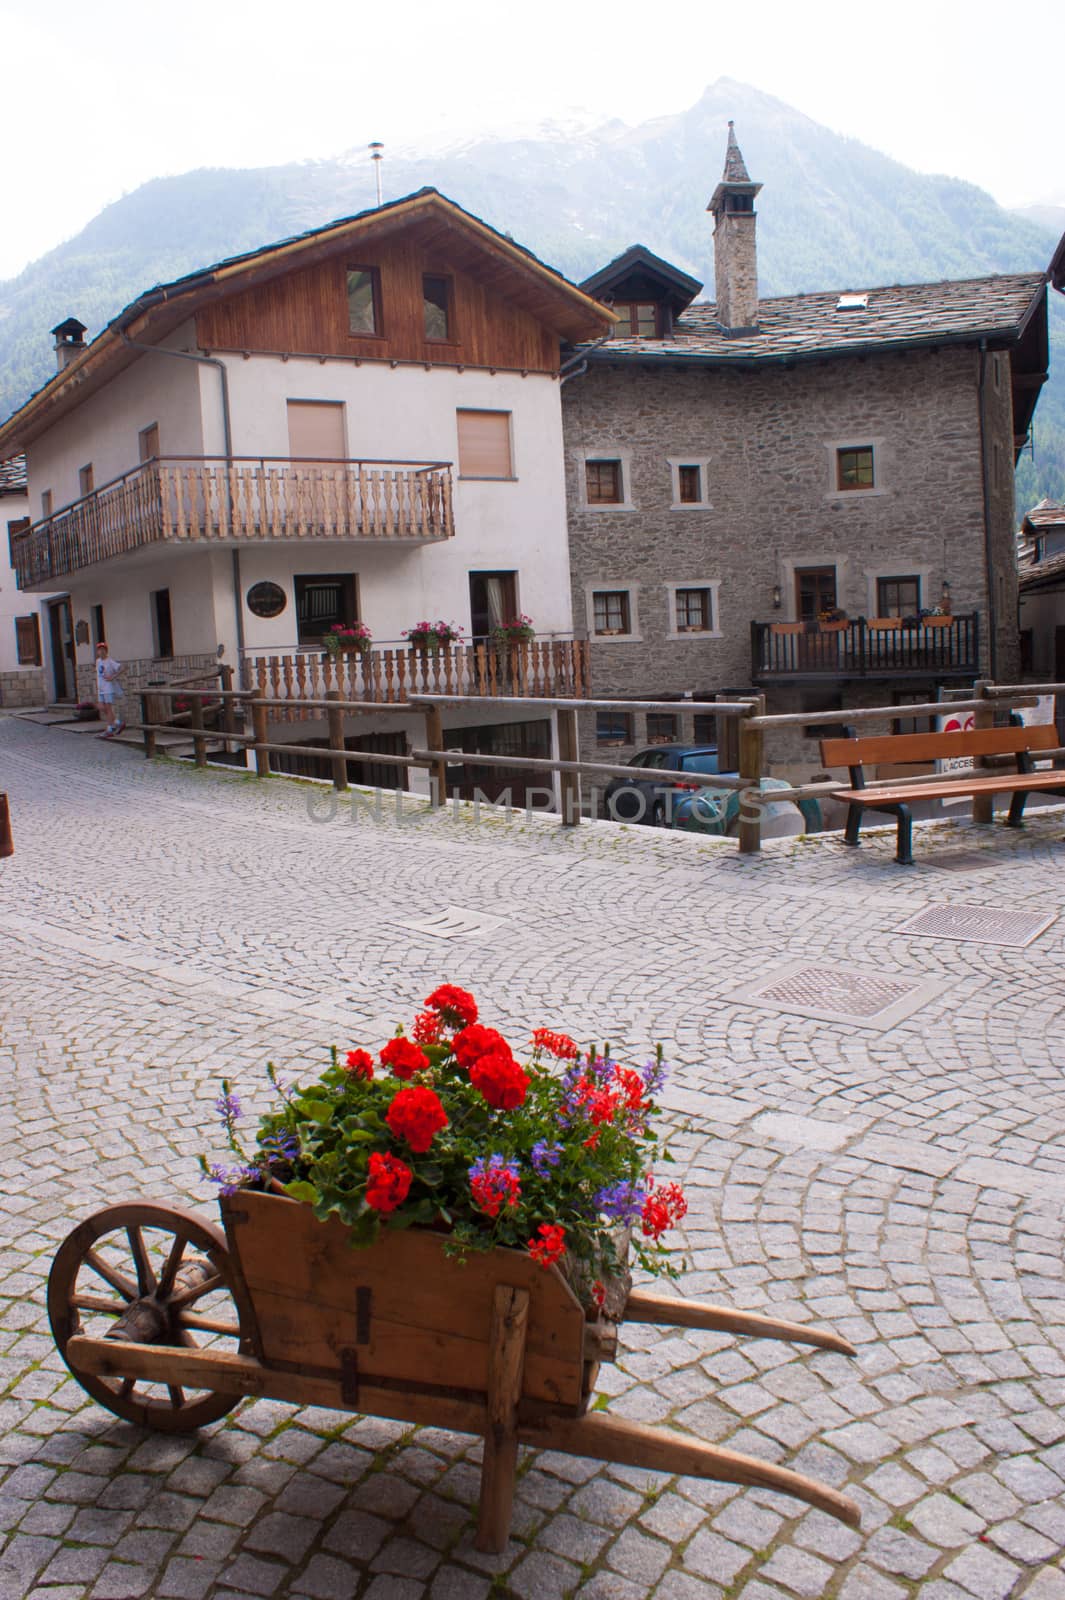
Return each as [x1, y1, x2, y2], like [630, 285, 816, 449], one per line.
[0, 668, 46, 709]
[75, 653, 220, 712]
[564, 344, 1004, 783]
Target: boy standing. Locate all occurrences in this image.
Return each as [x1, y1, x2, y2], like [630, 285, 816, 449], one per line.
[95, 642, 125, 737]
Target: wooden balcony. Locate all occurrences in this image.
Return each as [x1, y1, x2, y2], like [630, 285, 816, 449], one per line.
[12, 456, 455, 589]
[245, 639, 591, 713]
[751, 614, 980, 682]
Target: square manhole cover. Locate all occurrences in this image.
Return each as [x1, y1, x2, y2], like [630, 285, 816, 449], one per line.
[896, 903, 1057, 948]
[730, 960, 941, 1030]
[925, 851, 999, 874]
[395, 906, 504, 940]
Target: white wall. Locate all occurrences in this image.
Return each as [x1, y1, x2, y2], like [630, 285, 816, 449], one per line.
[63, 548, 231, 675]
[0, 487, 58, 678]
[25, 322, 206, 518]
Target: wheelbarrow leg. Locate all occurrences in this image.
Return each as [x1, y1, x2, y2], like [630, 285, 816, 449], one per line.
[475, 1285, 530, 1553]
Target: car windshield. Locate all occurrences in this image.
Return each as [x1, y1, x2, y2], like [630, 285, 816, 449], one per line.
[680, 752, 719, 774]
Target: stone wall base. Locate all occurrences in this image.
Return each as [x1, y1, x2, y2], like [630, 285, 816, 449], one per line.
[0, 668, 47, 709]
[75, 654, 221, 711]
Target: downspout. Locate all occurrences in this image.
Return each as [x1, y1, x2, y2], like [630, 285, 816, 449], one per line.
[976, 338, 998, 680]
[117, 331, 244, 659]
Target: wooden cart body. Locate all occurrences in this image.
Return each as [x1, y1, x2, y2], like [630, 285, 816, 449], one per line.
[52, 1191, 861, 1551]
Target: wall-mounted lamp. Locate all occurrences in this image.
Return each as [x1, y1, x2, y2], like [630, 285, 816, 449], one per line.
[772, 585, 782, 610]
[940, 580, 952, 616]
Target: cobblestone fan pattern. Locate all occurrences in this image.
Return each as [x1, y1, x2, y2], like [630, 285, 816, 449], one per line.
[2, 717, 1065, 1600]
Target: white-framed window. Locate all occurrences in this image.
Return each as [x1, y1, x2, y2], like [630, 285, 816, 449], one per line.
[664, 580, 721, 640]
[585, 582, 640, 641]
[667, 457, 712, 509]
[825, 436, 886, 499]
[577, 450, 635, 511]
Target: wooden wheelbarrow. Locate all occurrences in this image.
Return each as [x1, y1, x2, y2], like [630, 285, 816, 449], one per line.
[49, 1190, 860, 1551]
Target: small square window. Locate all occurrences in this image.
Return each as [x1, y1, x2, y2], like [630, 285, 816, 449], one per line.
[138, 423, 160, 462]
[586, 460, 623, 504]
[609, 302, 659, 339]
[596, 711, 634, 745]
[592, 590, 631, 635]
[423, 275, 452, 341]
[677, 465, 701, 503]
[646, 713, 678, 744]
[836, 446, 875, 491]
[675, 587, 713, 632]
[347, 268, 380, 336]
[877, 576, 920, 617]
[78, 464, 94, 497]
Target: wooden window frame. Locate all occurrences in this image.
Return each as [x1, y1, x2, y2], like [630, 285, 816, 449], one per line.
[423, 273, 455, 343]
[595, 710, 634, 746]
[609, 302, 660, 339]
[585, 459, 623, 505]
[78, 464, 94, 498]
[138, 423, 160, 464]
[646, 712, 678, 745]
[836, 445, 875, 492]
[674, 587, 712, 633]
[876, 575, 921, 618]
[592, 590, 631, 636]
[7, 517, 29, 566]
[677, 465, 701, 504]
[457, 410, 514, 479]
[346, 266, 382, 338]
[40, 489, 53, 519]
[15, 614, 42, 666]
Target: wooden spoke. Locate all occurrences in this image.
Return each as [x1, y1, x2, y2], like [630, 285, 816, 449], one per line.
[168, 1273, 222, 1310]
[156, 1234, 188, 1298]
[119, 1377, 135, 1400]
[84, 1250, 137, 1302]
[72, 1294, 128, 1318]
[127, 1226, 156, 1296]
[177, 1313, 241, 1337]
[168, 1386, 186, 1409]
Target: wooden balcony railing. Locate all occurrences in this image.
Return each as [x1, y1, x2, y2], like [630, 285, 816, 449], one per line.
[751, 614, 980, 681]
[12, 456, 455, 588]
[244, 640, 591, 713]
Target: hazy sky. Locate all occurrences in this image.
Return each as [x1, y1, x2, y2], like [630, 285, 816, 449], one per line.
[3, 0, 1062, 281]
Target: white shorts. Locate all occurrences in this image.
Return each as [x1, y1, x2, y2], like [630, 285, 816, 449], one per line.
[98, 686, 124, 704]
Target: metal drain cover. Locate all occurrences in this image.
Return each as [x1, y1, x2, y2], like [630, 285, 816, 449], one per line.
[396, 906, 503, 939]
[730, 960, 940, 1030]
[926, 851, 999, 874]
[897, 903, 1057, 948]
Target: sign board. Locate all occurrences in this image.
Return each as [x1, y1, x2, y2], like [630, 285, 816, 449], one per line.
[936, 710, 975, 774]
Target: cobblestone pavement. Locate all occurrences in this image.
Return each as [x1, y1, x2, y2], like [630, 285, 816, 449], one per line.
[2, 714, 1065, 1600]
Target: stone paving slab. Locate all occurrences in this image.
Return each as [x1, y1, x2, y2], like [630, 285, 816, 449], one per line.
[1, 715, 1064, 1598]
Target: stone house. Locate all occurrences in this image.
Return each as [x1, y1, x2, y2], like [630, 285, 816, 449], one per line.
[563, 125, 1051, 783]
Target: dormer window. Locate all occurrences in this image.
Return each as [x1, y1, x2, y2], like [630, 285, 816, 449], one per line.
[609, 302, 660, 339]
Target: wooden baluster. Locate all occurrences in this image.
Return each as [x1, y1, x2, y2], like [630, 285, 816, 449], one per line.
[487, 645, 499, 696]
[370, 649, 382, 703]
[396, 650, 408, 705]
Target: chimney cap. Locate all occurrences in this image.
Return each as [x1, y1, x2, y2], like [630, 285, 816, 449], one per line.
[708, 121, 762, 215]
[51, 317, 87, 344]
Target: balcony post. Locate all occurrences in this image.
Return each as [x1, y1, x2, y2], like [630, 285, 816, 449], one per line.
[252, 702, 271, 778]
[557, 708, 581, 827]
[737, 695, 766, 855]
[190, 696, 208, 769]
[424, 704, 447, 807]
[140, 693, 157, 760]
[972, 680, 994, 825]
[326, 690, 349, 792]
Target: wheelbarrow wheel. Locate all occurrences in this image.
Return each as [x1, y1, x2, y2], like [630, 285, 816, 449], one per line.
[48, 1202, 249, 1432]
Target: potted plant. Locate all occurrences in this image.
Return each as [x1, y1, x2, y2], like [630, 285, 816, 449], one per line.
[203, 985, 686, 1313]
[491, 615, 536, 646]
[403, 620, 463, 653]
[74, 701, 99, 722]
[322, 622, 372, 656]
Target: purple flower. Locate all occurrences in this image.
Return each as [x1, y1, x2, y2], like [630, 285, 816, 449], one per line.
[215, 1089, 241, 1124]
[469, 1153, 520, 1183]
[262, 1130, 299, 1163]
[206, 1162, 252, 1196]
[641, 1056, 668, 1096]
[594, 1180, 647, 1224]
[530, 1140, 561, 1177]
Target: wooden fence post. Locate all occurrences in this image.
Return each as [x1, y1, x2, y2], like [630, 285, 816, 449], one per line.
[424, 704, 447, 807]
[0, 793, 13, 859]
[140, 693, 156, 760]
[557, 708, 581, 826]
[219, 664, 240, 743]
[972, 679, 994, 825]
[189, 696, 207, 768]
[737, 695, 766, 856]
[326, 690, 348, 792]
[252, 701, 271, 778]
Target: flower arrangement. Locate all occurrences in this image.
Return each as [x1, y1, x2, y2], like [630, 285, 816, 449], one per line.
[491, 614, 536, 645]
[403, 620, 463, 651]
[203, 986, 687, 1309]
[322, 622, 373, 655]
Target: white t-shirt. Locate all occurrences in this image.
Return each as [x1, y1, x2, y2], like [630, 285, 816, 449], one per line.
[96, 657, 123, 698]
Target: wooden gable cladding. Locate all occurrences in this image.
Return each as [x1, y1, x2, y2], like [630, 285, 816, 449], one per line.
[196, 230, 561, 373]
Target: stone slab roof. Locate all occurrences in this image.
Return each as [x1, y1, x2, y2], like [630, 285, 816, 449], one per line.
[580, 271, 1046, 364]
[1022, 498, 1065, 533]
[0, 453, 27, 496]
[1019, 548, 1065, 591]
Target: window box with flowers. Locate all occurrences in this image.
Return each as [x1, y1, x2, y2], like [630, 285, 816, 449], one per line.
[404, 620, 464, 653]
[322, 622, 373, 656]
[47, 986, 860, 1556]
[491, 614, 536, 646]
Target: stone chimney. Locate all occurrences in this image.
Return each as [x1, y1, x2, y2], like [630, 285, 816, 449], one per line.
[51, 318, 87, 372]
[707, 122, 762, 333]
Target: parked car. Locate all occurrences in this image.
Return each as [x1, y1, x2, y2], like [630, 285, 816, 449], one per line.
[672, 776, 820, 839]
[603, 744, 722, 826]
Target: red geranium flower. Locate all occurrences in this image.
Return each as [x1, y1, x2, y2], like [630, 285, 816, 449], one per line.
[345, 1049, 374, 1080]
[411, 1010, 445, 1045]
[527, 1223, 566, 1268]
[424, 985, 478, 1028]
[591, 1280, 606, 1310]
[469, 1051, 529, 1111]
[453, 1024, 512, 1069]
[641, 1180, 688, 1241]
[380, 1037, 430, 1080]
[531, 1028, 580, 1060]
[386, 1085, 448, 1153]
[365, 1151, 412, 1212]
[613, 1067, 646, 1111]
[586, 1088, 621, 1126]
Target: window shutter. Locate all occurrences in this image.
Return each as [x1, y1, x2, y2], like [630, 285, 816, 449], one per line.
[7, 517, 29, 566]
[15, 615, 41, 665]
[457, 411, 512, 478]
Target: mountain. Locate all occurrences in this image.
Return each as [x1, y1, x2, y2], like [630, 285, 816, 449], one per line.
[2, 78, 1062, 503]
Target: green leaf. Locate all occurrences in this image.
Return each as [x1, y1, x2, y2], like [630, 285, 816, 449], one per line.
[296, 1097, 335, 1125]
[282, 1179, 318, 1204]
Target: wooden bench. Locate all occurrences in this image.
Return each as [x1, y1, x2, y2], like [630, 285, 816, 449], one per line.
[820, 723, 1064, 865]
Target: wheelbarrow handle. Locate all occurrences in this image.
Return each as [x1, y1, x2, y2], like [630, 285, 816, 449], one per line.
[624, 1289, 857, 1356]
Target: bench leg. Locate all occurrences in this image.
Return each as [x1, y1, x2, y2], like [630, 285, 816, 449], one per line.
[893, 805, 914, 866]
[1005, 790, 1029, 829]
[843, 805, 863, 848]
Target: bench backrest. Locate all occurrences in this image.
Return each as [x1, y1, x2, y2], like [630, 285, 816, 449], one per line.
[820, 724, 1057, 770]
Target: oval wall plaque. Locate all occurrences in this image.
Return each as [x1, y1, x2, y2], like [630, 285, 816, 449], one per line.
[246, 581, 287, 619]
